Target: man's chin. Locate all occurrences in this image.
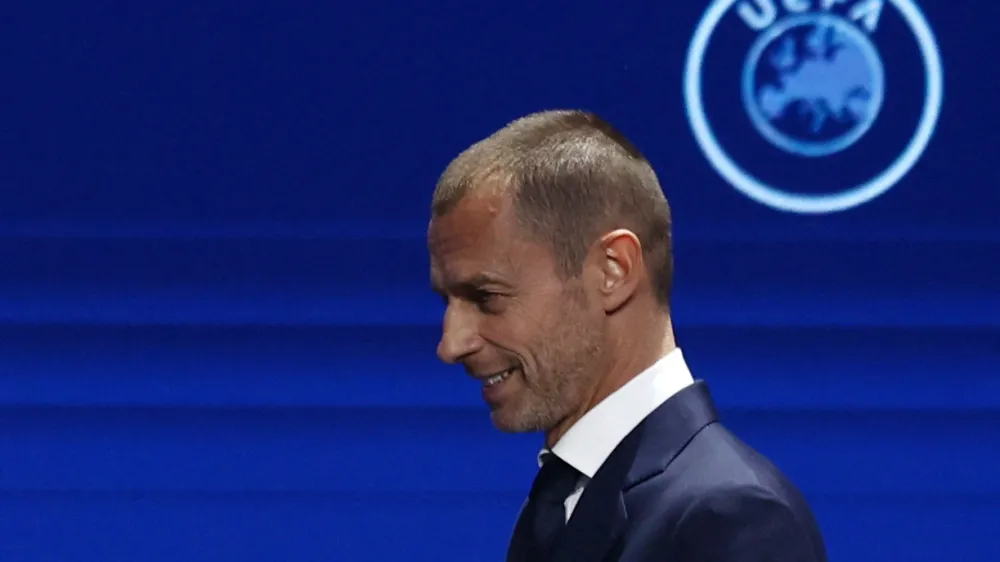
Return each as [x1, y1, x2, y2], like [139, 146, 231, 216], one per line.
[489, 405, 548, 434]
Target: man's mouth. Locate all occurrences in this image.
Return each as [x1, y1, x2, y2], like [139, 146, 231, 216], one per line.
[483, 367, 517, 388]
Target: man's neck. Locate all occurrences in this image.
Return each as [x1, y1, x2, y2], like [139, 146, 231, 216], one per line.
[544, 316, 676, 449]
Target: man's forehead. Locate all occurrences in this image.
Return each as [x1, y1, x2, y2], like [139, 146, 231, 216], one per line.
[425, 188, 562, 288]
[434, 190, 509, 224]
[428, 235, 510, 286]
[428, 192, 513, 249]
[428, 198, 517, 286]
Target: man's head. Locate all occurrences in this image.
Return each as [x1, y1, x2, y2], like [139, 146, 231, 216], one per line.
[427, 110, 674, 437]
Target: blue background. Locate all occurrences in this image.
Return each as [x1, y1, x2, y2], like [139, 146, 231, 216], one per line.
[1, 0, 998, 560]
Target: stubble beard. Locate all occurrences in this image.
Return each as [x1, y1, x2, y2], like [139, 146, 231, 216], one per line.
[490, 293, 604, 435]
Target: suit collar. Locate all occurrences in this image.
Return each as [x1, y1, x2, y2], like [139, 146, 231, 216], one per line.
[624, 380, 719, 489]
[548, 381, 720, 562]
[549, 349, 694, 479]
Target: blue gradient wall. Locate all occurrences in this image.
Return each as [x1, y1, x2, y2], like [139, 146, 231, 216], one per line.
[0, 0, 998, 560]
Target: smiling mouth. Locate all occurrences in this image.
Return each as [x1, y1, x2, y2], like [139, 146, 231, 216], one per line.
[483, 367, 517, 388]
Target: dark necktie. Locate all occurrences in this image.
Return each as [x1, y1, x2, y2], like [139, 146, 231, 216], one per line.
[519, 453, 581, 562]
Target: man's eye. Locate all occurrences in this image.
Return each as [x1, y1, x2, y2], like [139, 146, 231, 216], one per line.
[472, 291, 497, 304]
[471, 290, 502, 310]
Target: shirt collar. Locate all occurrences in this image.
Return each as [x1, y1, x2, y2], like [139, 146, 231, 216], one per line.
[538, 348, 695, 478]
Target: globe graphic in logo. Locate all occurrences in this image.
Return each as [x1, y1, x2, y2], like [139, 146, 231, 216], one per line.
[741, 13, 885, 158]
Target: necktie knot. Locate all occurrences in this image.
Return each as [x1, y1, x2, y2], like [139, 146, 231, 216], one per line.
[529, 453, 580, 505]
[510, 453, 582, 562]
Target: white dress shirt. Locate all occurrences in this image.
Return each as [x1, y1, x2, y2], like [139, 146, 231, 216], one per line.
[537, 348, 695, 522]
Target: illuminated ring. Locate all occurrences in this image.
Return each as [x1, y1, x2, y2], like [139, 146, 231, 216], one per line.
[683, 0, 944, 214]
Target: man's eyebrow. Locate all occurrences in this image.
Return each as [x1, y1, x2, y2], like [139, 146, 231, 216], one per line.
[461, 273, 512, 288]
[432, 273, 512, 294]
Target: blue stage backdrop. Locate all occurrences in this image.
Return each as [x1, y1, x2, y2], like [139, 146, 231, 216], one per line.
[0, 0, 998, 560]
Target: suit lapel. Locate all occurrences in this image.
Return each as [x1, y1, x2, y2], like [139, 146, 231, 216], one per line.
[548, 381, 720, 562]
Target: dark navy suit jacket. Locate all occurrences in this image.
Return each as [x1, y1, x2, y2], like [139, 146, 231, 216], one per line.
[507, 381, 827, 562]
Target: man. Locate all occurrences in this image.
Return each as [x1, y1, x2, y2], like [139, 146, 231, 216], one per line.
[427, 110, 827, 562]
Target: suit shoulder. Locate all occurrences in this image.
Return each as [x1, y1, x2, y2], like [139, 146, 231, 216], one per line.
[672, 422, 805, 500]
[671, 483, 827, 561]
[623, 423, 827, 560]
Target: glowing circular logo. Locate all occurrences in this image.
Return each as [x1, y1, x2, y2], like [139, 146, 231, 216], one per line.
[683, 0, 944, 214]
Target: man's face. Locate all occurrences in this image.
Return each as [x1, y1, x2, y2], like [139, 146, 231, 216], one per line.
[428, 193, 604, 433]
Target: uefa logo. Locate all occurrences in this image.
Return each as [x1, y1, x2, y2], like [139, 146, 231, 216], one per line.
[683, 0, 944, 214]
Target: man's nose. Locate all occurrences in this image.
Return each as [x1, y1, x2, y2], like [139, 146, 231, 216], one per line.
[437, 305, 483, 364]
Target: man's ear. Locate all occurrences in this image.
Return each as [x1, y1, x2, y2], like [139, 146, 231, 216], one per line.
[593, 229, 643, 313]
